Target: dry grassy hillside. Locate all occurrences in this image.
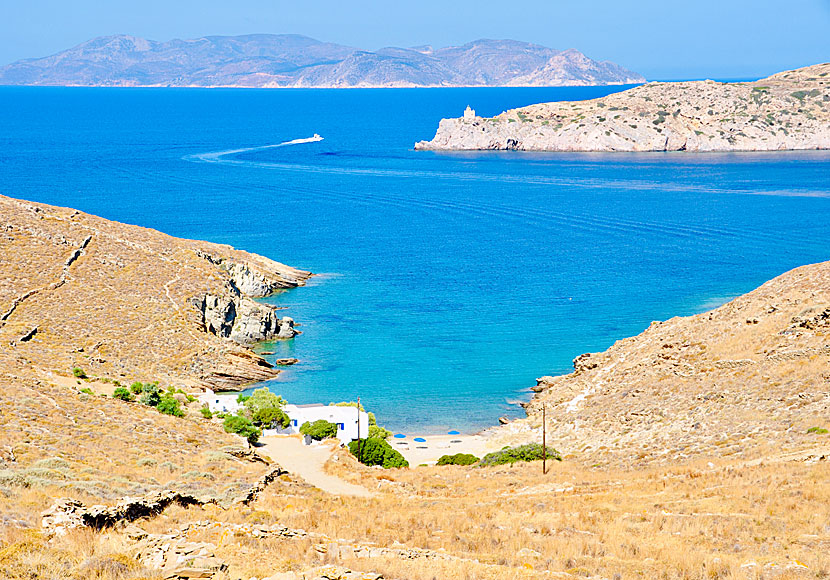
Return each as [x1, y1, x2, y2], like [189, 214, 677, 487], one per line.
[1, 196, 828, 580]
[0, 194, 311, 390]
[499, 260, 830, 466]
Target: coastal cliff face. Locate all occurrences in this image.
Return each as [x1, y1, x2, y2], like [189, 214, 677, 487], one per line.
[0, 194, 311, 391]
[497, 259, 830, 466]
[416, 63, 830, 152]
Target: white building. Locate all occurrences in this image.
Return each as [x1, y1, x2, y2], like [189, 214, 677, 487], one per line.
[198, 389, 242, 414]
[198, 390, 369, 446]
[278, 404, 369, 445]
[463, 105, 476, 120]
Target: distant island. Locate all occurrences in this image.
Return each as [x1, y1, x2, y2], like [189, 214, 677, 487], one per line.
[0, 34, 644, 88]
[416, 63, 830, 151]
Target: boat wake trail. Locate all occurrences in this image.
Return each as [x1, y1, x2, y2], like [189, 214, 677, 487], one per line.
[185, 135, 324, 163]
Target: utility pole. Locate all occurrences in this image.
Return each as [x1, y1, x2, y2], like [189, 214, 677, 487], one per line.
[542, 404, 547, 475]
[357, 396, 362, 463]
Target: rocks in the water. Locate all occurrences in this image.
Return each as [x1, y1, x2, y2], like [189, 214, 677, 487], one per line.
[275, 358, 299, 366]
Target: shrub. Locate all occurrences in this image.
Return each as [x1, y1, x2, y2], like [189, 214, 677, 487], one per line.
[300, 419, 338, 441]
[79, 387, 94, 395]
[252, 405, 289, 429]
[223, 415, 261, 445]
[156, 395, 184, 417]
[368, 424, 391, 440]
[479, 443, 562, 467]
[437, 453, 479, 466]
[129, 382, 144, 394]
[807, 426, 828, 434]
[72, 367, 87, 379]
[139, 384, 161, 407]
[200, 407, 213, 419]
[112, 387, 134, 402]
[347, 438, 409, 469]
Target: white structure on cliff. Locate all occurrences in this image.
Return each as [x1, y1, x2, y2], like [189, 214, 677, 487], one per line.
[463, 106, 475, 119]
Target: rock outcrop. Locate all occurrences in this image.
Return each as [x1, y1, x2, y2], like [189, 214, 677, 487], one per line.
[0, 194, 312, 390]
[41, 465, 287, 537]
[196, 294, 297, 344]
[416, 63, 830, 152]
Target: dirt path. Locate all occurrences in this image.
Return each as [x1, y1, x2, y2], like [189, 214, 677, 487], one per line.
[258, 435, 373, 498]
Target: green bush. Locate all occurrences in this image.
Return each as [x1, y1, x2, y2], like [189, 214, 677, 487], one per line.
[112, 387, 134, 402]
[807, 426, 828, 434]
[347, 438, 409, 469]
[72, 367, 87, 379]
[139, 384, 161, 407]
[368, 424, 391, 440]
[200, 407, 213, 419]
[479, 443, 562, 467]
[79, 387, 94, 395]
[223, 415, 261, 445]
[300, 419, 338, 441]
[156, 395, 184, 417]
[129, 382, 144, 395]
[437, 453, 479, 466]
[253, 405, 290, 428]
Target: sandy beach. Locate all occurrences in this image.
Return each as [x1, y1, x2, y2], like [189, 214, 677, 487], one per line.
[390, 433, 503, 466]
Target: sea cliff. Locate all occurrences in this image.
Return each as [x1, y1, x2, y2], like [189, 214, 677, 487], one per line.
[416, 63, 830, 152]
[0, 194, 311, 390]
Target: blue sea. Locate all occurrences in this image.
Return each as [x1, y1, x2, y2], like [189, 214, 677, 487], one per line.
[2, 86, 829, 434]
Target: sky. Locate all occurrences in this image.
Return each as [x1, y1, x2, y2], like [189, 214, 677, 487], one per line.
[2, 0, 829, 79]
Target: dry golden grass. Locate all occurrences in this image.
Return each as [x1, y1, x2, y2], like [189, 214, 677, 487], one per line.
[5, 453, 819, 580]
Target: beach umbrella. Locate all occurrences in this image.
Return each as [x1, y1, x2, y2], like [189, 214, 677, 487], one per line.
[393, 433, 406, 439]
[448, 430, 460, 435]
[414, 437, 426, 442]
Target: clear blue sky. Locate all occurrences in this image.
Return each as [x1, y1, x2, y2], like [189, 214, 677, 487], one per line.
[3, 0, 829, 79]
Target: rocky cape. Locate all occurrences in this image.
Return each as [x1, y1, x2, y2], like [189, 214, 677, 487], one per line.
[416, 63, 830, 152]
[495, 258, 830, 466]
[0, 34, 644, 88]
[0, 195, 311, 390]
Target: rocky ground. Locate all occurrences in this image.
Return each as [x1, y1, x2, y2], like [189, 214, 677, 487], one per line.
[0, 194, 311, 390]
[415, 63, 830, 151]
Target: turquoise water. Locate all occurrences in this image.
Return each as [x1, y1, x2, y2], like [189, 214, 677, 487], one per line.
[2, 86, 829, 433]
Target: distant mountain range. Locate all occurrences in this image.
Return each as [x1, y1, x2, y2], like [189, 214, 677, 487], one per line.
[0, 34, 645, 88]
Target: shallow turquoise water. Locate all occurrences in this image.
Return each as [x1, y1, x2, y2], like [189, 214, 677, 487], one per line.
[2, 86, 829, 433]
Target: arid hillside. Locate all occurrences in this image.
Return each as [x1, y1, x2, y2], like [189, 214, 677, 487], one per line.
[0, 197, 828, 580]
[498, 259, 830, 466]
[416, 62, 830, 151]
[0, 194, 311, 391]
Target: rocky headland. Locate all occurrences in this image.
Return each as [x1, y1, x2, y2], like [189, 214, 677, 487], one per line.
[416, 63, 830, 151]
[0, 194, 311, 390]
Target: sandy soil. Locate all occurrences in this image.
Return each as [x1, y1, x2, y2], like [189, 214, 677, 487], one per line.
[258, 435, 373, 498]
